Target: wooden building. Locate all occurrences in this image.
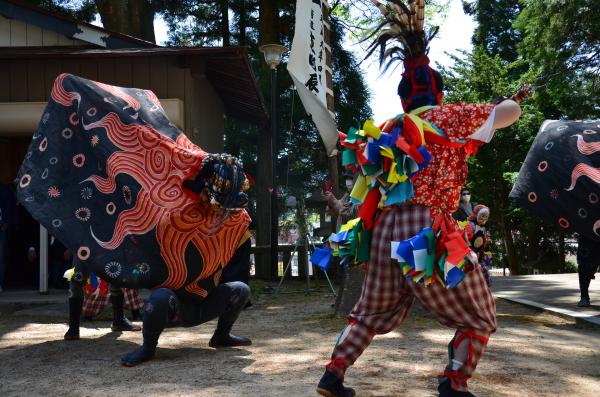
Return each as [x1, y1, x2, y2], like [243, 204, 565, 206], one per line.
[0, 0, 267, 292]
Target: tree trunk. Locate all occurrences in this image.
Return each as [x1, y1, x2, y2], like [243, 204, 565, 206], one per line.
[558, 230, 566, 271]
[526, 220, 541, 265]
[258, 0, 278, 47]
[500, 211, 518, 275]
[95, 0, 156, 43]
[334, 266, 364, 316]
[236, 0, 248, 46]
[254, 0, 279, 279]
[497, 183, 519, 275]
[219, 0, 230, 46]
[254, 125, 273, 279]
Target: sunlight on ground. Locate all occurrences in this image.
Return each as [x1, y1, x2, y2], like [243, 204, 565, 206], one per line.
[1, 294, 599, 396]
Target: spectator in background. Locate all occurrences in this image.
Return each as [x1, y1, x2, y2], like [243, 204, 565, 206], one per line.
[0, 183, 19, 293]
[323, 172, 358, 231]
[465, 205, 492, 288]
[452, 187, 477, 222]
[577, 235, 600, 307]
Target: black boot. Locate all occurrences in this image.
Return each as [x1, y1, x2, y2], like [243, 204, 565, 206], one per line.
[208, 312, 252, 347]
[130, 309, 142, 321]
[208, 332, 252, 348]
[110, 292, 141, 332]
[121, 314, 158, 367]
[438, 378, 477, 397]
[121, 326, 157, 367]
[208, 282, 251, 348]
[64, 297, 83, 340]
[316, 370, 356, 397]
[121, 288, 176, 367]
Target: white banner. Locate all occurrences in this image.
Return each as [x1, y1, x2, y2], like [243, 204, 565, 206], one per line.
[287, 0, 338, 156]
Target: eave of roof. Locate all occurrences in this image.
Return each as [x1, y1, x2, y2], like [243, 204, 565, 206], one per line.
[0, 0, 156, 48]
[0, 46, 268, 125]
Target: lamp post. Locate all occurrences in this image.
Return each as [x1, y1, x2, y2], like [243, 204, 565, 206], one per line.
[259, 43, 287, 278]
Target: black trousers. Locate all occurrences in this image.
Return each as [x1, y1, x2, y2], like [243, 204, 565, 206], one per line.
[578, 262, 599, 300]
[140, 282, 251, 349]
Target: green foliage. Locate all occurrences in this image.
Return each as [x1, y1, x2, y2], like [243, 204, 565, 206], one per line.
[444, 0, 600, 273]
[23, 0, 97, 22]
[463, 0, 522, 62]
[159, 1, 371, 204]
[514, 0, 600, 118]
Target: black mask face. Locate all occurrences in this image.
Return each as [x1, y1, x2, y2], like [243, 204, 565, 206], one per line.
[198, 154, 248, 209]
[398, 66, 444, 112]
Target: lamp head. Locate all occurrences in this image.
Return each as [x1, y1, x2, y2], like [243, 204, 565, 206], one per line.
[259, 44, 288, 69]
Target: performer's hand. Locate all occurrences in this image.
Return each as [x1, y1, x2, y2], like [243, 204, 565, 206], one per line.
[493, 99, 521, 129]
[510, 84, 534, 104]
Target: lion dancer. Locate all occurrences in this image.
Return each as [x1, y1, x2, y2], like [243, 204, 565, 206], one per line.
[316, 2, 523, 396]
[16, 72, 254, 365]
[120, 153, 253, 367]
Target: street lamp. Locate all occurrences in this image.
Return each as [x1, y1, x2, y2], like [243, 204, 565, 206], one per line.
[259, 43, 287, 278]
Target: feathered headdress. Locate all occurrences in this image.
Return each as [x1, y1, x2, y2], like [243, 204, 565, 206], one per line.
[366, 1, 443, 111]
[366, 0, 439, 71]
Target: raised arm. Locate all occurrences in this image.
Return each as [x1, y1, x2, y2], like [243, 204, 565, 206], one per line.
[493, 99, 521, 129]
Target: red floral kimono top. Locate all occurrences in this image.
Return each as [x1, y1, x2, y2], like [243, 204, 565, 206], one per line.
[411, 103, 495, 214]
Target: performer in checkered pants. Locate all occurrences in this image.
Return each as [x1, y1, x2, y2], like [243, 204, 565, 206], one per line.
[316, 2, 524, 396]
[65, 261, 142, 340]
[82, 285, 144, 322]
[320, 205, 497, 397]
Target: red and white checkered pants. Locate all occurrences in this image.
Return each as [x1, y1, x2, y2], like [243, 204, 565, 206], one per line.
[327, 204, 496, 391]
[82, 286, 144, 318]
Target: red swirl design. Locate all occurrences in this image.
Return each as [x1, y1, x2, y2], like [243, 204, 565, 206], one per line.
[50, 74, 81, 107]
[565, 163, 600, 191]
[94, 81, 141, 111]
[146, 147, 170, 181]
[80, 88, 245, 298]
[574, 134, 600, 155]
[144, 90, 163, 111]
[150, 176, 186, 207]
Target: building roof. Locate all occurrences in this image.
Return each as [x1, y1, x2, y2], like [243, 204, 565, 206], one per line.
[0, 0, 156, 48]
[0, 46, 268, 125]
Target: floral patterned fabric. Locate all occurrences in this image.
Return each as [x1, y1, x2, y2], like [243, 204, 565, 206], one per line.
[393, 103, 495, 214]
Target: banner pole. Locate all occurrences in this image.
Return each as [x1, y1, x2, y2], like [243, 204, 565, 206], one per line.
[322, 0, 340, 197]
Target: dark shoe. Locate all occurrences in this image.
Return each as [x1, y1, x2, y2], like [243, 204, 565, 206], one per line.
[244, 300, 253, 310]
[121, 346, 155, 367]
[110, 291, 141, 331]
[130, 309, 142, 321]
[208, 333, 252, 348]
[63, 328, 80, 341]
[577, 298, 591, 307]
[111, 317, 142, 332]
[64, 297, 84, 341]
[438, 378, 476, 397]
[316, 370, 356, 397]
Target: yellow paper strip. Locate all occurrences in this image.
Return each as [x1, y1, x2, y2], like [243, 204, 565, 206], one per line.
[363, 119, 382, 139]
[350, 175, 369, 203]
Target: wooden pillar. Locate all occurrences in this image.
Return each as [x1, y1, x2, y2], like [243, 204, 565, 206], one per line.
[255, 125, 273, 279]
[322, 0, 340, 196]
[39, 224, 48, 293]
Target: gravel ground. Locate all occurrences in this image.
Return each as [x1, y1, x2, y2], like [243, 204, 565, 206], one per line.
[0, 288, 599, 397]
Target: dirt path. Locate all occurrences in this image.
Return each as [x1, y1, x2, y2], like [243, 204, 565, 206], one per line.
[0, 289, 599, 397]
